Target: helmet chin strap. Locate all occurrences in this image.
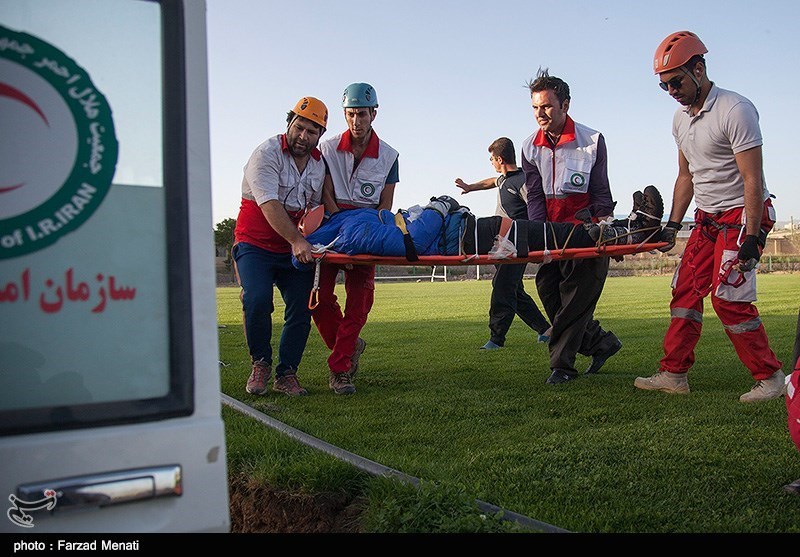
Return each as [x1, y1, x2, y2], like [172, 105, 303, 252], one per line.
[683, 67, 703, 107]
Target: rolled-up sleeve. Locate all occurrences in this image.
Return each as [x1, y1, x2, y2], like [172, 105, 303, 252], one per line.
[244, 146, 282, 206]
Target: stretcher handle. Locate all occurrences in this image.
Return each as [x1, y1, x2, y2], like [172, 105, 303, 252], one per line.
[308, 257, 322, 310]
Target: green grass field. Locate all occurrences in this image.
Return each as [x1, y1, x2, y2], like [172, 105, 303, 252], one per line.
[218, 273, 800, 533]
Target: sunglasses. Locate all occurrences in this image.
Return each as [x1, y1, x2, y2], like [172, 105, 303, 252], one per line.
[659, 75, 685, 92]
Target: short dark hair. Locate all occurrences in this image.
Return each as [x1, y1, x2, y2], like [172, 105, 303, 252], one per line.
[488, 137, 516, 165]
[526, 67, 570, 105]
[683, 54, 706, 73]
[286, 111, 325, 132]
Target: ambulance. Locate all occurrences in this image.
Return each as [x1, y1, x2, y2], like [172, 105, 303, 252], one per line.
[0, 0, 230, 533]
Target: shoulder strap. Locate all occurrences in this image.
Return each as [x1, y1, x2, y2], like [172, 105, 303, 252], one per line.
[394, 212, 419, 261]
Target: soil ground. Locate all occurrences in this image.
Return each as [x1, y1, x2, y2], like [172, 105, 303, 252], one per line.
[228, 475, 365, 533]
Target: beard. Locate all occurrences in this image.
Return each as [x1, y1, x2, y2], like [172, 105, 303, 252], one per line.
[288, 139, 311, 158]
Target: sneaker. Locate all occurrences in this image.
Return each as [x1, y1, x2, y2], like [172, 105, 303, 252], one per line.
[739, 370, 786, 403]
[428, 195, 461, 216]
[633, 371, 690, 394]
[246, 359, 271, 395]
[272, 373, 308, 396]
[329, 371, 356, 395]
[585, 338, 622, 374]
[545, 369, 577, 384]
[537, 327, 552, 344]
[350, 337, 367, 377]
[784, 478, 800, 495]
[480, 340, 501, 350]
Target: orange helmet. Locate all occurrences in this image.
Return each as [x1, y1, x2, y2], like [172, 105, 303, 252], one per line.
[653, 31, 707, 74]
[291, 96, 328, 130]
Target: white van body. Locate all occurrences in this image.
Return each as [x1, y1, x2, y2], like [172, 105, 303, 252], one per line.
[0, 0, 230, 533]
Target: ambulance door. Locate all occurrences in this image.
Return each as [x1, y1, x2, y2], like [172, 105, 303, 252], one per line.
[0, 0, 229, 533]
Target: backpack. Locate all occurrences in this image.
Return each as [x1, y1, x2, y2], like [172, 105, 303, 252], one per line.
[438, 206, 474, 255]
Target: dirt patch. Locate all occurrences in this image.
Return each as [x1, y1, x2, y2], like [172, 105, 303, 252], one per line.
[228, 475, 366, 533]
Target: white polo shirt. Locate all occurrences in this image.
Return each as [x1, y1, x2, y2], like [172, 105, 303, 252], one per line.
[672, 84, 770, 213]
[234, 133, 325, 253]
[241, 134, 324, 211]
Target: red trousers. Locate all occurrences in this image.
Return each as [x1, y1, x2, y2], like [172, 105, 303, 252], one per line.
[660, 200, 781, 380]
[312, 263, 375, 373]
[788, 359, 800, 454]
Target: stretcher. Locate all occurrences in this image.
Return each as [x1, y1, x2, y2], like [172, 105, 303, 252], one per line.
[307, 241, 668, 308]
[313, 242, 667, 266]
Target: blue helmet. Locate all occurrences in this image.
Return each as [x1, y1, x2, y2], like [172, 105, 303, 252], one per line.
[342, 82, 378, 108]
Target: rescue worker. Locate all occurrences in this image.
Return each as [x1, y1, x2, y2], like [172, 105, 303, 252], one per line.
[634, 31, 784, 402]
[233, 96, 328, 397]
[522, 69, 625, 385]
[314, 83, 399, 395]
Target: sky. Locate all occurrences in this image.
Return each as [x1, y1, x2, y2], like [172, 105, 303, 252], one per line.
[206, 0, 800, 226]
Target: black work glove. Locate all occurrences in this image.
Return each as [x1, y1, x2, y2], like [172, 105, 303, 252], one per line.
[658, 221, 682, 253]
[737, 234, 762, 272]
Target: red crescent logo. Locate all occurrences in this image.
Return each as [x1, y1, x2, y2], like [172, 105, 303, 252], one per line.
[0, 82, 49, 125]
[0, 81, 50, 194]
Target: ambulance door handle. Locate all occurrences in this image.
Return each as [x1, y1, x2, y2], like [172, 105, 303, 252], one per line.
[16, 465, 182, 511]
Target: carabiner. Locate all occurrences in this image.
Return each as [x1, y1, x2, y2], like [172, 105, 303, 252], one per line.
[718, 258, 746, 288]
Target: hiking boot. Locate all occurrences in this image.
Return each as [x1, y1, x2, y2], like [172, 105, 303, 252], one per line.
[587, 186, 665, 245]
[545, 369, 577, 385]
[637, 185, 664, 224]
[350, 337, 367, 377]
[329, 371, 356, 395]
[585, 222, 630, 245]
[585, 338, 622, 374]
[480, 340, 501, 350]
[739, 370, 785, 403]
[272, 373, 308, 396]
[246, 359, 271, 395]
[626, 185, 664, 243]
[633, 371, 690, 394]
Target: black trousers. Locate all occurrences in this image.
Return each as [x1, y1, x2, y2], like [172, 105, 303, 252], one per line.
[464, 216, 594, 255]
[535, 257, 619, 376]
[488, 263, 550, 346]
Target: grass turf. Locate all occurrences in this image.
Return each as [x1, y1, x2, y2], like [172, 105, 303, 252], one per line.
[218, 273, 800, 533]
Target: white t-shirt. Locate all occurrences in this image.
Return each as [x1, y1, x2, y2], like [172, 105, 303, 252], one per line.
[672, 85, 770, 213]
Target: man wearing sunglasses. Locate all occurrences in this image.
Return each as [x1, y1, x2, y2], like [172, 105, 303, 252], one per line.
[634, 31, 783, 402]
[233, 97, 329, 398]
